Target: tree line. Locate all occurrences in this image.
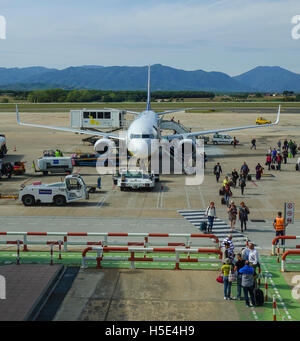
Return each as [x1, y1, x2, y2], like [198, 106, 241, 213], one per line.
[0, 89, 215, 103]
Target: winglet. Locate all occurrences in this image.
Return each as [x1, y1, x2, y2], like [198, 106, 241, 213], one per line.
[146, 64, 151, 111]
[274, 105, 281, 125]
[16, 104, 21, 125]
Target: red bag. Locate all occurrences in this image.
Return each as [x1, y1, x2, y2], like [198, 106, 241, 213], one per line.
[216, 276, 223, 283]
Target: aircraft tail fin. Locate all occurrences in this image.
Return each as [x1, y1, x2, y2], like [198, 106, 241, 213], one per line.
[146, 64, 151, 111]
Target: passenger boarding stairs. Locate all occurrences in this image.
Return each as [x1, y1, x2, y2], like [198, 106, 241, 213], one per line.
[159, 119, 195, 142]
[178, 209, 252, 250]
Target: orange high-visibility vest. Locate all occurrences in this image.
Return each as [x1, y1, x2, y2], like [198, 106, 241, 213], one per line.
[275, 217, 285, 231]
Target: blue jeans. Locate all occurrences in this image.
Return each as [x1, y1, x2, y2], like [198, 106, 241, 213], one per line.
[207, 216, 214, 231]
[224, 193, 230, 206]
[223, 276, 232, 298]
[243, 286, 255, 306]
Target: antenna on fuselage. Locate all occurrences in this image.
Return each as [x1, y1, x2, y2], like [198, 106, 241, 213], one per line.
[146, 64, 151, 111]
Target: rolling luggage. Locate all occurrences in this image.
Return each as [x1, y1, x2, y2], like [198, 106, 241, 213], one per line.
[254, 288, 264, 306]
[219, 188, 225, 196]
[221, 197, 226, 205]
[247, 174, 252, 181]
[271, 165, 275, 170]
[200, 221, 207, 233]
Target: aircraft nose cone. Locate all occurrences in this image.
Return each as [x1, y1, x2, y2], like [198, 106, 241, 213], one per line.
[128, 139, 150, 158]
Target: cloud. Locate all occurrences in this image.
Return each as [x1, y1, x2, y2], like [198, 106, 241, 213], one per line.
[0, 0, 299, 74]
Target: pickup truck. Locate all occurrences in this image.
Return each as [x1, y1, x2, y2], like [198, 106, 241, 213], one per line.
[19, 174, 89, 206]
[114, 170, 156, 191]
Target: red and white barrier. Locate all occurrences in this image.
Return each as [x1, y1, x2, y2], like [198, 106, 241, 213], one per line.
[81, 246, 223, 270]
[273, 295, 277, 321]
[264, 276, 268, 302]
[0, 231, 220, 252]
[272, 236, 300, 255]
[281, 250, 300, 272]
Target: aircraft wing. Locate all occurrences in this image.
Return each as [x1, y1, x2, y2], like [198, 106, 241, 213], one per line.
[16, 105, 126, 140]
[164, 105, 281, 140]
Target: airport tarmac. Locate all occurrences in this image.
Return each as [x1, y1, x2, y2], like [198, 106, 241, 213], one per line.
[1, 109, 300, 321]
[0, 109, 300, 226]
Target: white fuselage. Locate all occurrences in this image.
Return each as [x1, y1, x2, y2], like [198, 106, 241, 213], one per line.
[126, 110, 159, 158]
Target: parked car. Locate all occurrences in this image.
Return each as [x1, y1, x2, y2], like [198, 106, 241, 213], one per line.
[212, 133, 238, 145]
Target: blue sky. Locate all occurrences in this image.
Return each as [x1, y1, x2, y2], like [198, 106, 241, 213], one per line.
[0, 0, 299, 75]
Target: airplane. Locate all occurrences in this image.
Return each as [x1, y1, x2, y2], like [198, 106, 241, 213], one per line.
[16, 65, 281, 159]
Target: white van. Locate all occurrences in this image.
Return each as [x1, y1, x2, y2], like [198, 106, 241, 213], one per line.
[212, 133, 237, 145]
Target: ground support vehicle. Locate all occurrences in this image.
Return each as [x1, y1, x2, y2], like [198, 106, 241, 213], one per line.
[19, 174, 89, 206]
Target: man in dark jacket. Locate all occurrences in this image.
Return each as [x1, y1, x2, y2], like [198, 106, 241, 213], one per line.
[239, 261, 256, 307]
[214, 163, 222, 182]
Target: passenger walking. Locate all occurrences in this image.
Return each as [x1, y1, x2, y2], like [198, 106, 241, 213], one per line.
[239, 175, 246, 195]
[266, 154, 272, 170]
[277, 140, 281, 151]
[221, 258, 234, 300]
[276, 153, 282, 171]
[250, 138, 256, 150]
[223, 184, 231, 207]
[228, 201, 237, 232]
[291, 142, 297, 158]
[283, 139, 288, 150]
[205, 202, 216, 233]
[272, 148, 277, 163]
[282, 149, 288, 164]
[240, 162, 249, 178]
[222, 176, 230, 187]
[255, 163, 263, 180]
[273, 211, 288, 246]
[213, 163, 222, 182]
[239, 261, 256, 307]
[239, 202, 250, 232]
[234, 253, 245, 300]
[231, 169, 239, 188]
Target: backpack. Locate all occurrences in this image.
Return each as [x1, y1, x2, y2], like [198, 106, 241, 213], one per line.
[254, 288, 264, 306]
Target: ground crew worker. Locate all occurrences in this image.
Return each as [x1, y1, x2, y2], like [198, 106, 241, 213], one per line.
[273, 211, 288, 246]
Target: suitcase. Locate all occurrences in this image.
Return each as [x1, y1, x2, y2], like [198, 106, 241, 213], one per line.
[276, 165, 279, 170]
[271, 165, 275, 170]
[247, 175, 252, 181]
[253, 288, 264, 306]
[221, 197, 226, 205]
[200, 221, 207, 232]
[219, 188, 225, 196]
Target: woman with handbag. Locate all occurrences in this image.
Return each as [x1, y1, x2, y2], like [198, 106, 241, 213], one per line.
[221, 258, 234, 300]
[228, 201, 237, 232]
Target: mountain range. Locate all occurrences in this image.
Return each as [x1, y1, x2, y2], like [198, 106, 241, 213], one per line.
[0, 64, 300, 93]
